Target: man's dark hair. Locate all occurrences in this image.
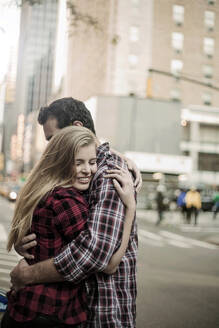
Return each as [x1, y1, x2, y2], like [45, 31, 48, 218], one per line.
[38, 97, 96, 134]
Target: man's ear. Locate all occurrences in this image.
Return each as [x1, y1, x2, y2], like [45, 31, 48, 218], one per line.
[72, 120, 83, 127]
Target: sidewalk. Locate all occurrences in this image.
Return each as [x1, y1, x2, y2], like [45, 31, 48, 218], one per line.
[136, 209, 219, 246]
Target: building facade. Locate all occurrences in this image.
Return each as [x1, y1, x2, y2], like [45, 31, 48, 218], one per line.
[65, 0, 219, 105]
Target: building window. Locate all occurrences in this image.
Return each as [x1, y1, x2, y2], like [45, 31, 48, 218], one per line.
[171, 59, 183, 76]
[202, 92, 212, 105]
[203, 37, 214, 57]
[128, 54, 138, 68]
[207, 0, 215, 5]
[172, 32, 184, 52]
[198, 153, 219, 172]
[130, 26, 139, 42]
[203, 64, 213, 78]
[170, 88, 181, 101]
[173, 5, 184, 26]
[131, 0, 139, 5]
[204, 11, 215, 30]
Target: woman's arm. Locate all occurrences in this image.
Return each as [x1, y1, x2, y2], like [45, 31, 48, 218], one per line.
[103, 167, 136, 274]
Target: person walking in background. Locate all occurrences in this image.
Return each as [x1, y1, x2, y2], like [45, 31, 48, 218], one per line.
[185, 187, 201, 225]
[177, 188, 188, 223]
[212, 191, 219, 220]
[155, 185, 165, 226]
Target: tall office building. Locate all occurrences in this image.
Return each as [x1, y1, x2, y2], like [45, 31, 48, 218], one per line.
[15, 0, 59, 117]
[65, 0, 219, 106]
[8, 0, 59, 174]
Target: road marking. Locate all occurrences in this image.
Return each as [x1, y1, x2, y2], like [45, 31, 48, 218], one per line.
[180, 226, 219, 233]
[138, 228, 218, 250]
[0, 260, 18, 266]
[138, 235, 163, 247]
[166, 239, 191, 248]
[160, 230, 218, 250]
[0, 268, 11, 274]
[0, 224, 7, 242]
[139, 230, 163, 241]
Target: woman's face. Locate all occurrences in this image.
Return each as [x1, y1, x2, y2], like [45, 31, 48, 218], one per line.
[72, 143, 97, 191]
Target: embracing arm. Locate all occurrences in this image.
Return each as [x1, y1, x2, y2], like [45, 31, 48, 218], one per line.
[111, 148, 142, 192]
[103, 168, 136, 274]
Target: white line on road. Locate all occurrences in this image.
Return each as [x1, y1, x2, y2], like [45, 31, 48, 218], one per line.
[0, 268, 11, 274]
[180, 226, 219, 233]
[160, 230, 218, 250]
[0, 260, 18, 266]
[166, 239, 191, 248]
[139, 229, 163, 241]
[138, 236, 163, 247]
[0, 224, 7, 242]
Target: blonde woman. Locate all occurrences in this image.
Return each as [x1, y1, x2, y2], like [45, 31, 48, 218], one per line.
[3, 126, 135, 328]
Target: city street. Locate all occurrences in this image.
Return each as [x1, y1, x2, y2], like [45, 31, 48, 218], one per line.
[0, 196, 219, 327]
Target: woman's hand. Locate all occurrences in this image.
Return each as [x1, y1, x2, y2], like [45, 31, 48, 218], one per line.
[104, 166, 136, 210]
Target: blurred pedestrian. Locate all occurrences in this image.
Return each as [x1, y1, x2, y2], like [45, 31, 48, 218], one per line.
[177, 189, 188, 223]
[212, 191, 219, 220]
[185, 187, 201, 225]
[155, 185, 165, 226]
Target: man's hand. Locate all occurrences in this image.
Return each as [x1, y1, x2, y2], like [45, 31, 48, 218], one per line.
[124, 157, 142, 192]
[10, 258, 29, 291]
[14, 234, 37, 259]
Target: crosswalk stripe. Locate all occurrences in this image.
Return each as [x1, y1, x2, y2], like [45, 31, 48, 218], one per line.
[166, 239, 191, 248]
[160, 230, 218, 250]
[0, 224, 7, 242]
[138, 228, 218, 250]
[138, 235, 163, 247]
[0, 268, 11, 274]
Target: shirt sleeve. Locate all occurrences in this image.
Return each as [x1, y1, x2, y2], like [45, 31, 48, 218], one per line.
[52, 196, 88, 242]
[54, 171, 125, 283]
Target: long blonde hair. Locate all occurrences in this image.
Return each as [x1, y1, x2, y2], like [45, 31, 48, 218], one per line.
[7, 126, 96, 251]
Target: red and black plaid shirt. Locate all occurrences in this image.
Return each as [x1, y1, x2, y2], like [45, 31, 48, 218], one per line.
[54, 143, 138, 327]
[7, 187, 88, 325]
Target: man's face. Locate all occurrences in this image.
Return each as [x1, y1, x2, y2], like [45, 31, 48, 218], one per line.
[43, 117, 60, 141]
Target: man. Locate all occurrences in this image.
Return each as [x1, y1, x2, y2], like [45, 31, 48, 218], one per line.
[11, 97, 140, 327]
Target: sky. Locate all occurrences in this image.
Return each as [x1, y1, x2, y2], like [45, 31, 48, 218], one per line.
[0, 1, 20, 84]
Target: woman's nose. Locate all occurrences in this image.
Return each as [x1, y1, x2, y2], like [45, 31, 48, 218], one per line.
[82, 163, 91, 174]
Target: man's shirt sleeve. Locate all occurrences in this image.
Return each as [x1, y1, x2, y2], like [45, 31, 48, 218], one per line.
[54, 172, 125, 283]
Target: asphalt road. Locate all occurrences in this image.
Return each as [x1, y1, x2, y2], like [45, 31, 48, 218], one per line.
[137, 215, 219, 328]
[0, 197, 219, 327]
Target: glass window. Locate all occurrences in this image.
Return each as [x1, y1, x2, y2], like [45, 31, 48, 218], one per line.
[170, 88, 181, 101]
[207, 0, 215, 5]
[128, 54, 138, 68]
[131, 0, 139, 5]
[202, 92, 212, 105]
[203, 37, 214, 56]
[205, 11, 215, 30]
[173, 5, 184, 25]
[203, 64, 213, 78]
[171, 59, 183, 76]
[172, 32, 184, 52]
[130, 26, 139, 42]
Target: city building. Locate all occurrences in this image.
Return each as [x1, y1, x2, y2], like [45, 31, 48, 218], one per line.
[7, 0, 60, 175]
[65, 0, 219, 106]
[181, 105, 219, 187]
